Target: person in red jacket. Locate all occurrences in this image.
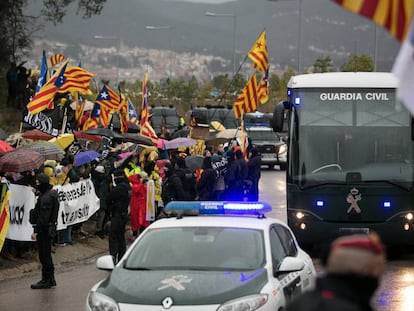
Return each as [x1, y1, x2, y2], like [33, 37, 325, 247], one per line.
[128, 172, 149, 238]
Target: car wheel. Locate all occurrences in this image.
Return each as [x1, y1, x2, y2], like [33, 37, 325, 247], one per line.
[268, 164, 275, 170]
[279, 163, 287, 171]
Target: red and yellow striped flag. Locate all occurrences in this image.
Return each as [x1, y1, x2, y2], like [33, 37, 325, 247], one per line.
[0, 181, 11, 252]
[49, 53, 66, 67]
[333, 0, 414, 42]
[248, 30, 269, 73]
[233, 73, 258, 119]
[56, 66, 95, 95]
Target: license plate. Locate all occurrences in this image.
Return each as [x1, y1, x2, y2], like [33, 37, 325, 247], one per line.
[262, 154, 275, 158]
[339, 227, 370, 234]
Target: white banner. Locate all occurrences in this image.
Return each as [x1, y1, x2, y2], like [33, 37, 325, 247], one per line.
[7, 184, 36, 242]
[6, 179, 100, 241]
[54, 179, 100, 230]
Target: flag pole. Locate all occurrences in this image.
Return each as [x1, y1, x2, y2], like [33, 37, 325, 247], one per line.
[217, 28, 266, 107]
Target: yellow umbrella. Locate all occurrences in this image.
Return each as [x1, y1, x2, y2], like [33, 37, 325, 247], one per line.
[49, 133, 75, 150]
[210, 121, 226, 132]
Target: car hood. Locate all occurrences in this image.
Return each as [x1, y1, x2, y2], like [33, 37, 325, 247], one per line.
[97, 268, 268, 305]
[252, 140, 283, 146]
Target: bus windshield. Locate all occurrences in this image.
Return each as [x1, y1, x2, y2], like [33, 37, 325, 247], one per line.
[290, 88, 414, 189]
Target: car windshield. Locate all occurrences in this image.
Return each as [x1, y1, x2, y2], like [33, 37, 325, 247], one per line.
[248, 130, 279, 141]
[124, 227, 265, 271]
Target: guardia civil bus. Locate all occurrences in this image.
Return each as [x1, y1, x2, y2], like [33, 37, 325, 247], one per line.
[273, 72, 414, 248]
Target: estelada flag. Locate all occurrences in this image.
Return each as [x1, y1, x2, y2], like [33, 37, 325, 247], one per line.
[248, 30, 269, 73]
[332, 0, 413, 42]
[0, 180, 11, 252]
[27, 60, 68, 114]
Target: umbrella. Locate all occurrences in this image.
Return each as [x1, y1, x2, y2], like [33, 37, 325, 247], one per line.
[215, 128, 242, 139]
[73, 131, 102, 142]
[164, 137, 197, 150]
[74, 150, 101, 167]
[21, 141, 65, 161]
[21, 129, 54, 141]
[127, 122, 140, 133]
[185, 155, 204, 172]
[206, 128, 243, 145]
[0, 128, 8, 140]
[84, 128, 123, 139]
[48, 133, 75, 150]
[118, 133, 153, 146]
[0, 149, 45, 173]
[170, 128, 190, 139]
[0, 140, 14, 153]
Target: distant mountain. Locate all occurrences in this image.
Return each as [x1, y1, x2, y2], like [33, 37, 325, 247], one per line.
[31, 0, 401, 71]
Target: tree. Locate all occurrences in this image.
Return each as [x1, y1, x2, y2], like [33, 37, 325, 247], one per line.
[0, 0, 106, 68]
[340, 53, 374, 72]
[312, 56, 333, 73]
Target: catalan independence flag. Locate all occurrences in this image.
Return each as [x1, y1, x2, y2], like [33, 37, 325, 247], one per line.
[56, 66, 95, 95]
[0, 180, 11, 252]
[248, 30, 269, 74]
[96, 85, 120, 128]
[333, 0, 414, 42]
[49, 53, 66, 67]
[83, 102, 101, 131]
[36, 50, 48, 93]
[27, 60, 68, 114]
[233, 73, 258, 119]
[140, 73, 158, 142]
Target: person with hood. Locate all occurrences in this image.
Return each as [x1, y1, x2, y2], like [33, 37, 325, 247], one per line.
[128, 171, 149, 237]
[29, 173, 59, 289]
[106, 169, 131, 264]
[196, 156, 217, 201]
[175, 155, 196, 200]
[161, 162, 189, 205]
[286, 232, 386, 311]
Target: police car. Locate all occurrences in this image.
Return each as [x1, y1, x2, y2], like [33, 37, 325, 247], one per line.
[85, 201, 316, 311]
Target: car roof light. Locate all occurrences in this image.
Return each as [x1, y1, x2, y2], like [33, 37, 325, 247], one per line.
[165, 201, 272, 217]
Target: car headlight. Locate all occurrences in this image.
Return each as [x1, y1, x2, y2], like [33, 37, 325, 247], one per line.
[87, 291, 119, 311]
[217, 294, 268, 311]
[278, 144, 287, 155]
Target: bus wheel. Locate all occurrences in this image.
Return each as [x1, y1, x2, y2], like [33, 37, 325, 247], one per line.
[279, 163, 287, 171]
[268, 165, 275, 170]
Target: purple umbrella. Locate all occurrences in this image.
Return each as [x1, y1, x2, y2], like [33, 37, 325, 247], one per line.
[74, 150, 101, 167]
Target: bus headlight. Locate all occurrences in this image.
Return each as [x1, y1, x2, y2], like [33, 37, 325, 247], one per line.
[296, 212, 305, 219]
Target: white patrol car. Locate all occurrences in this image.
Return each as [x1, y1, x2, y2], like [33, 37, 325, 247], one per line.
[85, 201, 316, 311]
[246, 127, 287, 170]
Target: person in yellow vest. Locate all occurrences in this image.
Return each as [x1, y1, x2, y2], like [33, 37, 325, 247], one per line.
[123, 153, 141, 178]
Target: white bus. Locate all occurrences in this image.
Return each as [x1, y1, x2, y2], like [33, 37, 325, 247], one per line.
[273, 72, 414, 249]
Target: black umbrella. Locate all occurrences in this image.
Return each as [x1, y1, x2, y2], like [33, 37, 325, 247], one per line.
[83, 128, 123, 139]
[127, 122, 140, 133]
[118, 133, 153, 146]
[170, 128, 190, 139]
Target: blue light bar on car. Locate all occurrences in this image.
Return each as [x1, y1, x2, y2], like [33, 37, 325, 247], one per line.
[165, 201, 272, 216]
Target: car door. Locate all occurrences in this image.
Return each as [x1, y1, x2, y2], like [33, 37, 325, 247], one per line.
[269, 225, 302, 305]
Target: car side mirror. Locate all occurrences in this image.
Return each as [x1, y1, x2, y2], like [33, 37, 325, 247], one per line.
[274, 256, 305, 277]
[96, 255, 115, 271]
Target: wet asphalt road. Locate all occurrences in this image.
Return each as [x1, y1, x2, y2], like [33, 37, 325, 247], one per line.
[0, 169, 413, 311]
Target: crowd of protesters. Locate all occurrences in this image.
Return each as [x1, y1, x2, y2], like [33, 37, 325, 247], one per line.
[1, 130, 263, 273]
